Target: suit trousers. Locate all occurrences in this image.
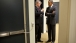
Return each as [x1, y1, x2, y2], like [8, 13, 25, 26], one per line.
[47, 24, 56, 42]
[35, 24, 42, 40]
[41, 24, 43, 33]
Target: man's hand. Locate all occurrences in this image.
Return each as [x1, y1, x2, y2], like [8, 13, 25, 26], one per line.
[41, 8, 44, 12]
[52, 11, 55, 14]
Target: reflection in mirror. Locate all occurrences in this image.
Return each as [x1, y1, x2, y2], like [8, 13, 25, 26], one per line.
[35, 0, 59, 43]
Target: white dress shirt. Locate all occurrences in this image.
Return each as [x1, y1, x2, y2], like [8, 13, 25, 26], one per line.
[51, 4, 53, 8]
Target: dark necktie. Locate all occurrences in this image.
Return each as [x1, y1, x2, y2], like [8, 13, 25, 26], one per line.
[38, 7, 41, 11]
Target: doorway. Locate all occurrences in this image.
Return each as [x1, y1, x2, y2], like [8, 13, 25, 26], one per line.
[34, 0, 70, 43]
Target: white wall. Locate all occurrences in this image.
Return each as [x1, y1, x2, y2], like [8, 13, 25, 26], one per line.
[43, 0, 48, 33]
[69, 0, 76, 43]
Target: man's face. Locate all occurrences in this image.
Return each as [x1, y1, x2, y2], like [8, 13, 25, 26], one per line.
[37, 2, 41, 7]
[48, 1, 52, 6]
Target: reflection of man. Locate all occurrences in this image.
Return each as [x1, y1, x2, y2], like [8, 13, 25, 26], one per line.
[35, 0, 44, 42]
[45, 0, 56, 43]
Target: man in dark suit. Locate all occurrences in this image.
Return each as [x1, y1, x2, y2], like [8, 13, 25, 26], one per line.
[35, 0, 44, 42]
[45, 0, 56, 43]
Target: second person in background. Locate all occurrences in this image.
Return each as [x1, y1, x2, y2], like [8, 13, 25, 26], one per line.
[35, 0, 44, 42]
[45, 0, 56, 43]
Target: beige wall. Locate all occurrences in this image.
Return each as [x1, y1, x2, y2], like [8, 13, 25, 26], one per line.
[58, 0, 70, 43]
[69, 0, 76, 43]
[59, 0, 76, 43]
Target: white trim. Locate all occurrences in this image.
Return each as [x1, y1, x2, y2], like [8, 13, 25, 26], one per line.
[53, 0, 59, 2]
[28, 0, 35, 43]
[43, 0, 47, 33]
[69, 0, 76, 43]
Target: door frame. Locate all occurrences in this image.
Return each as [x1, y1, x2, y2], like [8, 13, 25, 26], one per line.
[24, 0, 35, 43]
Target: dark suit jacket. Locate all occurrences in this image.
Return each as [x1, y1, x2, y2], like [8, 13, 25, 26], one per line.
[45, 6, 56, 25]
[35, 6, 43, 24]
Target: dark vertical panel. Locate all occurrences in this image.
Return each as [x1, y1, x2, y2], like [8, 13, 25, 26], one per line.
[54, 2, 59, 23]
[40, 0, 43, 8]
[25, 0, 29, 32]
[25, 0, 30, 43]
[34, 0, 36, 42]
[26, 33, 30, 43]
[0, 0, 25, 43]
[0, 0, 24, 32]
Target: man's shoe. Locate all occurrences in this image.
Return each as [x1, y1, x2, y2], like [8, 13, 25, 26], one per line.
[51, 42, 54, 43]
[37, 40, 43, 42]
[46, 40, 51, 42]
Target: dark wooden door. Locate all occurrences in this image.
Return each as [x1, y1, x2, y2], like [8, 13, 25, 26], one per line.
[0, 0, 25, 43]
